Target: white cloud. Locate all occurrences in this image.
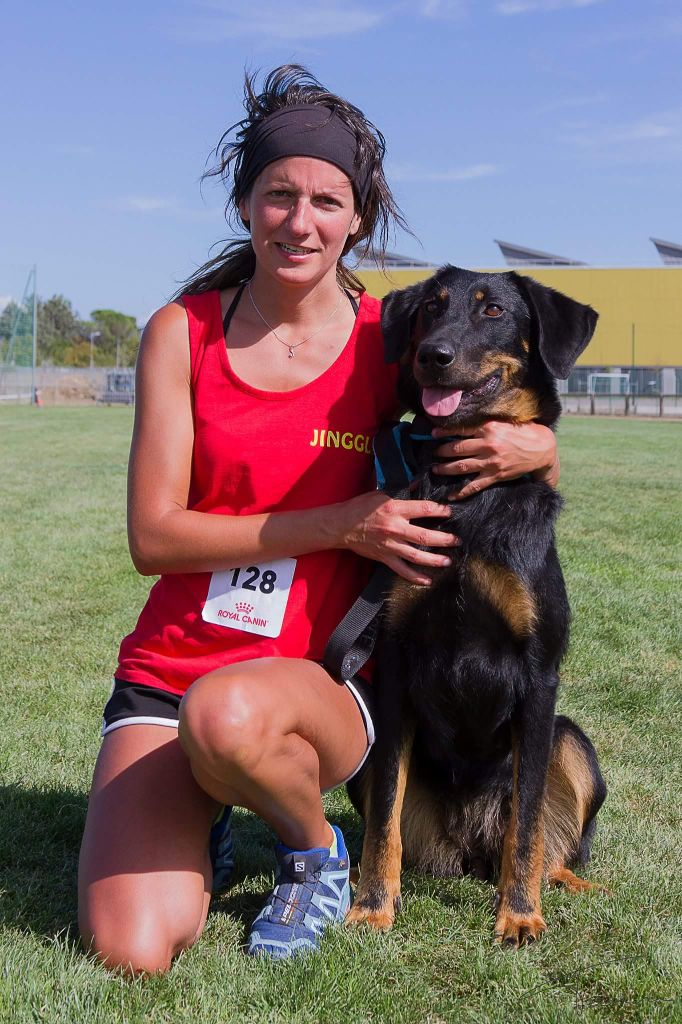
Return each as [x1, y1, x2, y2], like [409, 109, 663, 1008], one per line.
[533, 91, 609, 115]
[586, 13, 682, 46]
[119, 196, 177, 213]
[417, 0, 467, 18]
[177, 1, 384, 42]
[562, 111, 682, 148]
[496, 0, 603, 14]
[388, 162, 499, 182]
[112, 196, 225, 223]
[608, 119, 678, 144]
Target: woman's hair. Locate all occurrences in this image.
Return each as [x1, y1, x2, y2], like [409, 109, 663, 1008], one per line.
[179, 64, 408, 296]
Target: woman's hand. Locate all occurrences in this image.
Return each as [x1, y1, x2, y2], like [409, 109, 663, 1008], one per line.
[336, 491, 460, 586]
[431, 421, 559, 500]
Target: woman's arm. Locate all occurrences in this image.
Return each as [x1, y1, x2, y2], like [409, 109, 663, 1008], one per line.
[430, 421, 559, 500]
[127, 304, 457, 584]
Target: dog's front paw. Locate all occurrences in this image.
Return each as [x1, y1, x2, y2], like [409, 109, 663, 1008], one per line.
[345, 883, 402, 932]
[345, 901, 396, 931]
[494, 907, 547, 948]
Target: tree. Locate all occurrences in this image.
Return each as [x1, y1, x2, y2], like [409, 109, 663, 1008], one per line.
[37, 295, 82, 365]
[0, 300, 21, 341]
[0, 300, 22, 361]
[3, 293, 141, 366]
[62, 340, 92, 367]
[1, 298, 39, 367]
[90, 309, 140, 367]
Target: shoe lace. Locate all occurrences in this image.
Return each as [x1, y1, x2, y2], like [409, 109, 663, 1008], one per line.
[268, 867, 323, 925]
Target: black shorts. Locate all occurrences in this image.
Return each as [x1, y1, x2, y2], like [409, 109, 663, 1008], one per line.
[102, 673, 376, 786]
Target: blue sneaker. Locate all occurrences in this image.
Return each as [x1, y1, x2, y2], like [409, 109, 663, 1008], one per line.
[209, 805, 235, 894]
[247, 825, 351, 959]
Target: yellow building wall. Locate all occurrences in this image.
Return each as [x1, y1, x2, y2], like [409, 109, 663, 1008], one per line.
[358, 267, 682, 367]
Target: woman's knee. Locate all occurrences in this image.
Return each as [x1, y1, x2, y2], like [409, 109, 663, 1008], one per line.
[77, 725, 214, 976]
[79, 905, 201, 976]
[178, 668, 274, 775]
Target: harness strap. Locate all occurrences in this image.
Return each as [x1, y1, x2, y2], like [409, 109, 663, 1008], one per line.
[323, 415, 444, 681]
[324, 414, 533, 682]
[322, 563, 395, 680]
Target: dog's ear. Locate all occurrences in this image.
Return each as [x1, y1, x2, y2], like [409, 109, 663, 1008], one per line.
[381, 279, 430, 363]
[512, 273, 599, 379]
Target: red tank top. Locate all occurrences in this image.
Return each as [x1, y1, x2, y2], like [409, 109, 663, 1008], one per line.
[116, 289, 397, 695]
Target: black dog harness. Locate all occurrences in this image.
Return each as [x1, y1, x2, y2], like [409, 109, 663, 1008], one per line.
[323, 415, 456, 681]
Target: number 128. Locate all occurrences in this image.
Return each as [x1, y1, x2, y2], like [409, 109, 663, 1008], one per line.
[229, 567, 277, 594]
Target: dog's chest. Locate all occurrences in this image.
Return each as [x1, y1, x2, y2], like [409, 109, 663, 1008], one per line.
[382, 482, 550, 721]
[383, 483, 520, 636]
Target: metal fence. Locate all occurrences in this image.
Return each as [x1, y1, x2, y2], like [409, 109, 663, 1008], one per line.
[2, 366, 681, 416]
[560, 393, 682, 417]
[564, 366, 682, 396]
[0, 367, 135, 405]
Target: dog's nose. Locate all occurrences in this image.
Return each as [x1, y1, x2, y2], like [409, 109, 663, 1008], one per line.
[416, 344, 455, 371]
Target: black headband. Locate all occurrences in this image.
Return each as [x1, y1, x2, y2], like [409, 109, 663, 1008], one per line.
[236, 104, 371, 210]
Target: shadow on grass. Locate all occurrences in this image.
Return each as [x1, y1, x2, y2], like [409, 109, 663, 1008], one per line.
[0, 784, 87, 937]
[0, 787, 366, 943]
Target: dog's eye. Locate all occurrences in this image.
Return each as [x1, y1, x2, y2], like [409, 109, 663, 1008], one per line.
[424, 300, 440, 317]
[484, 304, 504, 317]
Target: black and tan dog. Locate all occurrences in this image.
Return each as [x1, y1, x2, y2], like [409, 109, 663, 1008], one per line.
[346, 266, 607, 946]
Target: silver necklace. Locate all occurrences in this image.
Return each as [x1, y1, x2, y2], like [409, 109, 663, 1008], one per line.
[247, 281, 345, 358]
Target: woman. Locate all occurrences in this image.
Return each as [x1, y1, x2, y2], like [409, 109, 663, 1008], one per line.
[78, 66, 559, 973]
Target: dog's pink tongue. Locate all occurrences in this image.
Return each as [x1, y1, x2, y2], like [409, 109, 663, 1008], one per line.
[422, 386, 463, 417]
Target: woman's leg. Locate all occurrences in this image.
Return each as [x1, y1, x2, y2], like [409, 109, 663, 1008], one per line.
[78, 724, 217, 975]
[179, 657, 370, 958]
[178, 658, 368, 850]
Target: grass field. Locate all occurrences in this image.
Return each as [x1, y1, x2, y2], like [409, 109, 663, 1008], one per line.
[1, 407, 680, 1024]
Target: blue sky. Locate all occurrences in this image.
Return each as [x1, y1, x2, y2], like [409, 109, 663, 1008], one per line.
[3, 0, 681, 323]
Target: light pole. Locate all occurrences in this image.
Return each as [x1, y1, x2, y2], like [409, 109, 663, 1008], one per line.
[89, 330, 101, 369]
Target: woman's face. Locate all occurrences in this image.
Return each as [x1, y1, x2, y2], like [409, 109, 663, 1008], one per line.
[239, 156, 362, 288]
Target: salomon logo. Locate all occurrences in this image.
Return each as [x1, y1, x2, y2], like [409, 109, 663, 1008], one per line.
[294, 861, 305, 872]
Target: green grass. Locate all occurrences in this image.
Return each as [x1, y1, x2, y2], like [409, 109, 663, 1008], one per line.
[1, 407, 680, 1024]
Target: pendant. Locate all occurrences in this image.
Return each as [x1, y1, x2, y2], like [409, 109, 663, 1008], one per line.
[288, 347, 295, 358]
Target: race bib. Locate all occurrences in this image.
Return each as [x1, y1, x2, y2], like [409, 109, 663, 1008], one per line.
[202, 558, 297, 638]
